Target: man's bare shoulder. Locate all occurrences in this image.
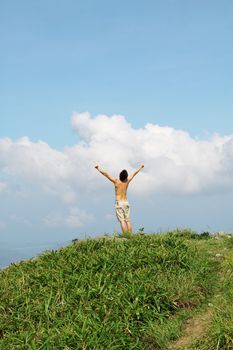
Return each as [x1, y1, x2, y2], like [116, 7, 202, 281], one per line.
[115, 179, 120, 186]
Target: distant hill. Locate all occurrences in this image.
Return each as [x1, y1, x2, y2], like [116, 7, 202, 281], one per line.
[0, 230, 232, 349]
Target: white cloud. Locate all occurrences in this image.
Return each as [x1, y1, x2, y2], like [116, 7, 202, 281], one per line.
[2, 112, 233, 238]
[44, 207, 93, 228]
[0, 137, 76, 202]
[1, 112, 233, 206]
[65, 207, 93, 228]
[71, 112, 233, 195]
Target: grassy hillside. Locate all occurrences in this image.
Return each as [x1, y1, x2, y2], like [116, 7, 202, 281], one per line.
[0, 230, 232, 349]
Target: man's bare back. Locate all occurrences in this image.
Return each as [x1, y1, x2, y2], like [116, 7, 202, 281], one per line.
[115, 179, 129, 201]
[95, 164, 144, 234]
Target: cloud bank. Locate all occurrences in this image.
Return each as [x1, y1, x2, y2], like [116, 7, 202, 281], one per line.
[2, 111, 233, 238]
[1, 112, 233, 210]
[70, 112, 233, 195]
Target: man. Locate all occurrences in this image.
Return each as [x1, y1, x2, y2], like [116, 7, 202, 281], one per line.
[95, 164, 144, 234]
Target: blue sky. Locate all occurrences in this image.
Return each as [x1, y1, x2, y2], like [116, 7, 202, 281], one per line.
[1, 0, 233, 147]
[1, 0, 233, 266]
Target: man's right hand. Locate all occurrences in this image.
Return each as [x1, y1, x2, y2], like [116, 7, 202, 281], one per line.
[141, 163, 145, 168]
[95, 165, 99, 169]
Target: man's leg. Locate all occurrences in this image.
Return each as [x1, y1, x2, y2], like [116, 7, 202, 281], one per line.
[120, 220, 128, 233]
[124, 205, 132, 233]
[127, 221, 132, 233]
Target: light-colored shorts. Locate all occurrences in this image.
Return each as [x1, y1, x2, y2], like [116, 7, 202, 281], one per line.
[115, 201, 130, 223]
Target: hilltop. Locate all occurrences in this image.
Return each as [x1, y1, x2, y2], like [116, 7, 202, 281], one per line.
[0, 230, 232, 349]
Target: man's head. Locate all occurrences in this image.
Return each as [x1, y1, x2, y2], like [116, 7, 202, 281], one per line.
[119, 169, 128, 182]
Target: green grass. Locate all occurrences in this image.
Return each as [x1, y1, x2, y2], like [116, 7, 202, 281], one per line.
[0, 230, 232, 349]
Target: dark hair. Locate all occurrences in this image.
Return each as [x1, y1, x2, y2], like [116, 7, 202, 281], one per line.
[119, 169, 128, 182]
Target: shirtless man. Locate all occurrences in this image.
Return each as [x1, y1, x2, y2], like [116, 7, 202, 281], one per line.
[95, 164, 144, 234]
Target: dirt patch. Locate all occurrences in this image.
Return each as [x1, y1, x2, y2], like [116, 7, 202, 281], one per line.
[167, 309, 213, 349]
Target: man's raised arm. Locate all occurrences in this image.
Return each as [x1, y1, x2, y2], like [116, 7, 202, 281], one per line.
[95, 165, 116, 183]
[128, 164, 144, 182]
